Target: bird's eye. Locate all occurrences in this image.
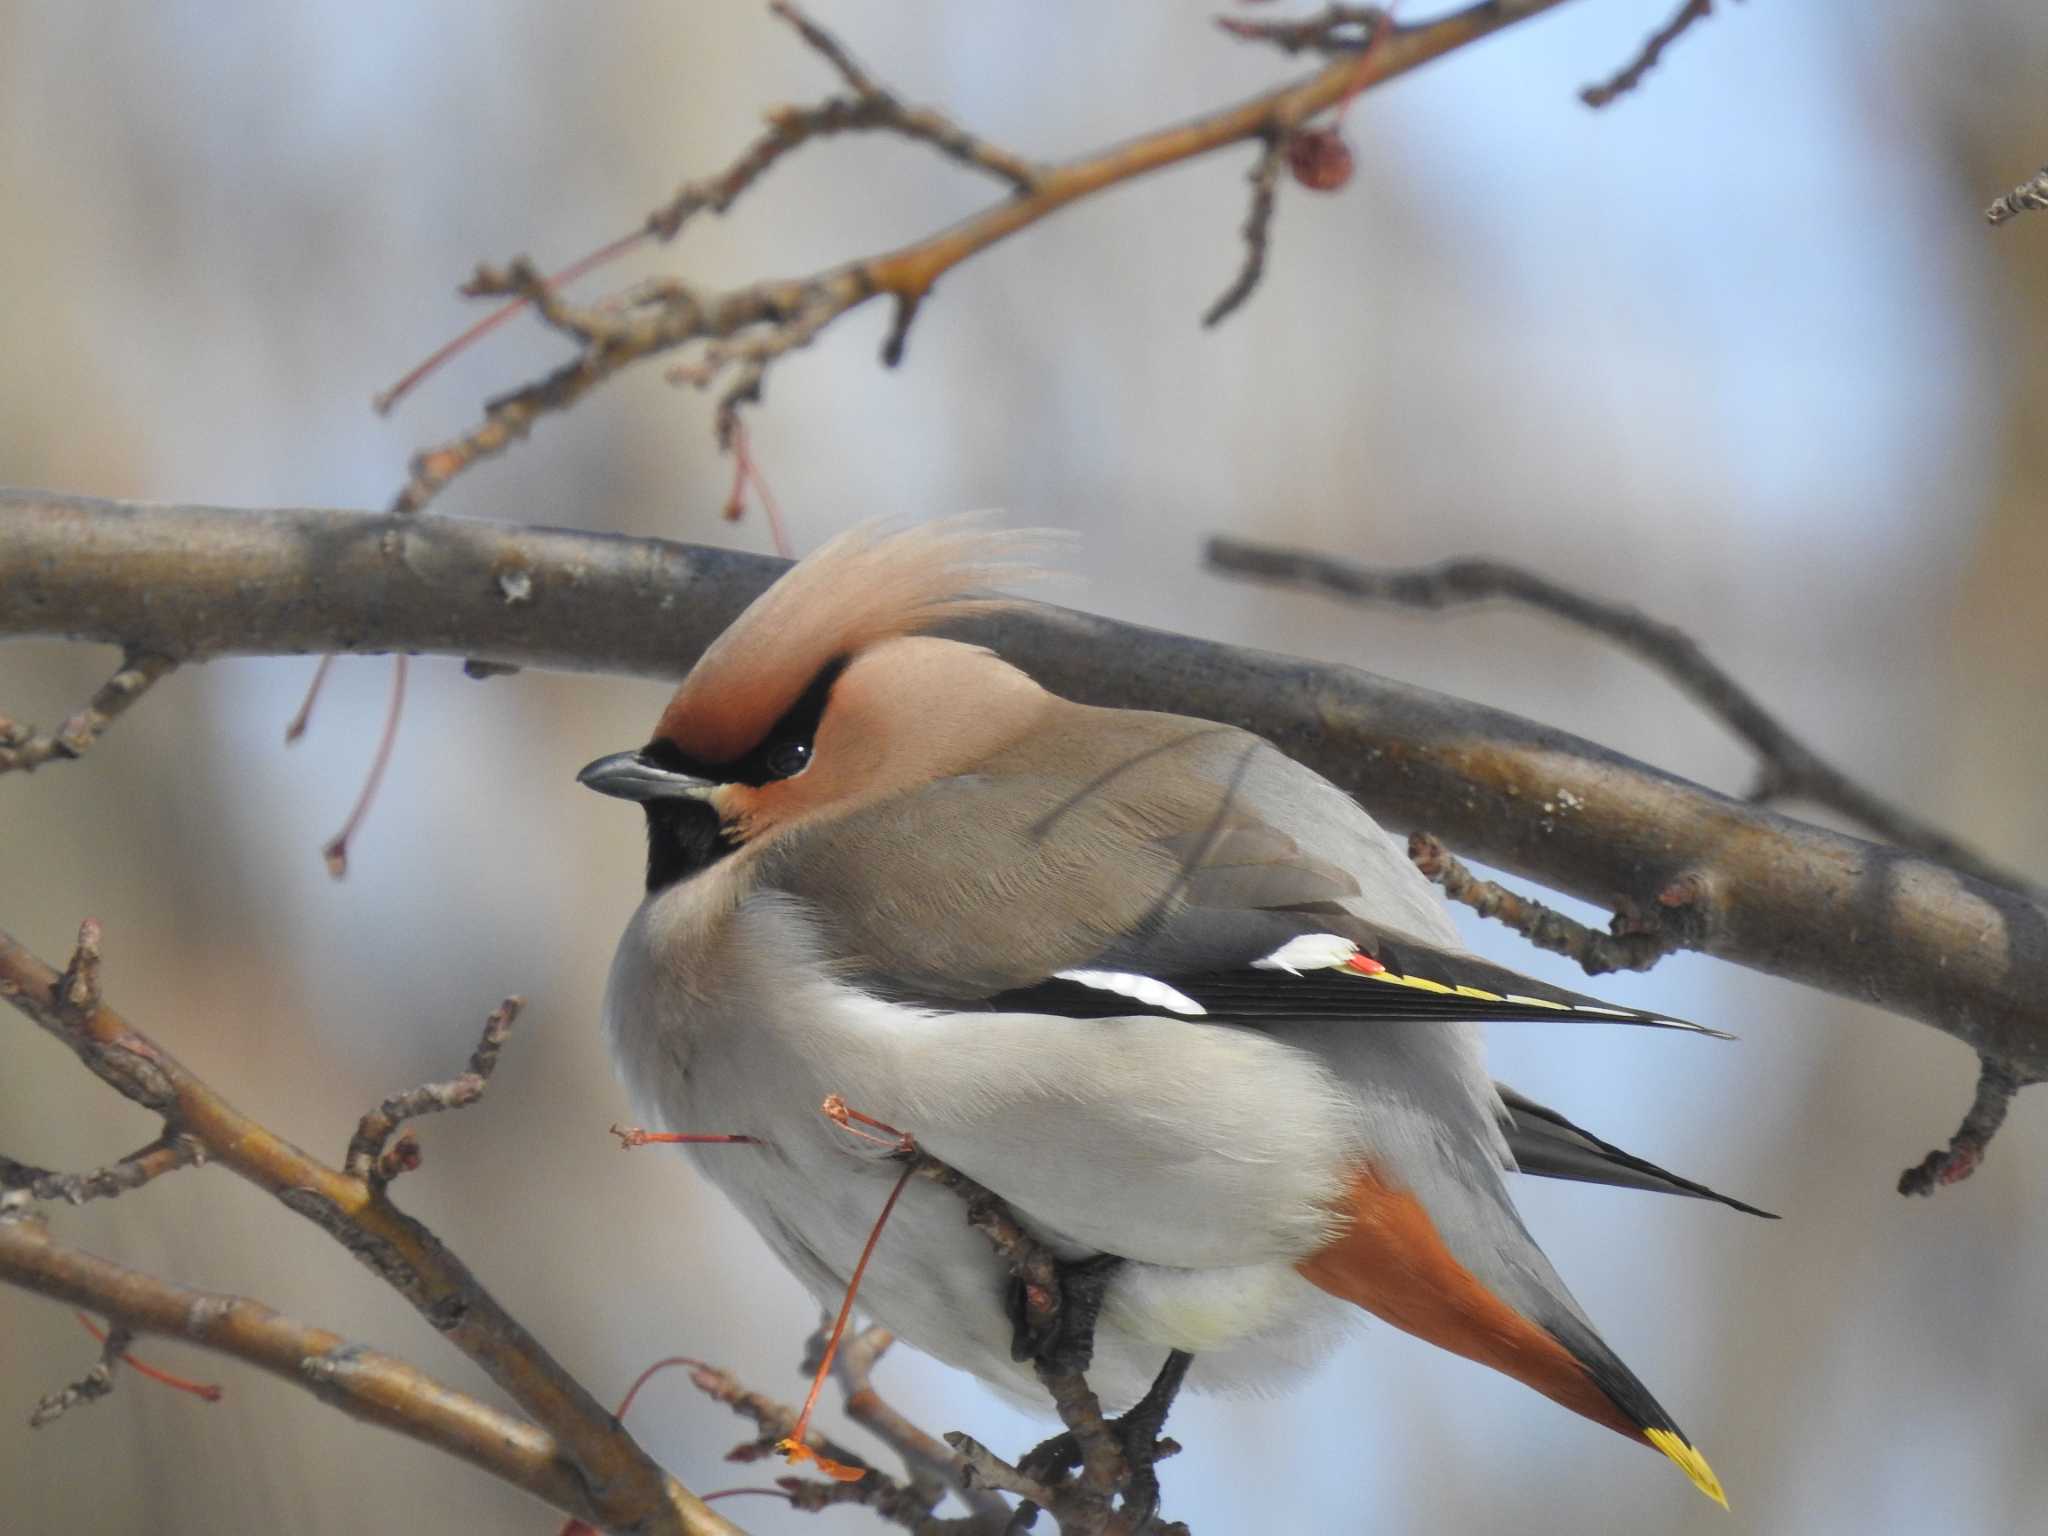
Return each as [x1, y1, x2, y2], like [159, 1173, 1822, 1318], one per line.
[764, 739, 813, 780]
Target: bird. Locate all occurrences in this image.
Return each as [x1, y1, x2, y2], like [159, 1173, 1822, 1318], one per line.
[579, 519, 1767, 1510]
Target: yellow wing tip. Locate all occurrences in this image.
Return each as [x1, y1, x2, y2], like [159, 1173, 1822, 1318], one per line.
[1644, 1427, 1729, 1509]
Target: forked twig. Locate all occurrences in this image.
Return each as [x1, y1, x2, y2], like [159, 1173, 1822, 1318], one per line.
[387, 0, 1578, 512]
[1205, 538, 2038, 895]
[0, 652, 174, 776]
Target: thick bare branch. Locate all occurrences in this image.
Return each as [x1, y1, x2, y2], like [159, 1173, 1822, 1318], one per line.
[388, 0, 1577, 510]
[0, 651, 174, 775]
[0, 1214, 610, 1522]
[0, 921, 740, 1536]
[7, 491, 2048, 1079]
[1204, 538, 2038, 894]
[1986, 164, 2048, 226]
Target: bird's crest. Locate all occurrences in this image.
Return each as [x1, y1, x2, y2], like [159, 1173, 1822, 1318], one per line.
[656, 517, 1050, 764]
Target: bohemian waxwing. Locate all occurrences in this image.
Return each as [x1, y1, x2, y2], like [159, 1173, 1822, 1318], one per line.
[580, 520, 1767, 1508]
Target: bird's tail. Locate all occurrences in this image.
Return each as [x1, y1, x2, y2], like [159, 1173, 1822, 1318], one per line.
[1298, 1163, 1727, 1508]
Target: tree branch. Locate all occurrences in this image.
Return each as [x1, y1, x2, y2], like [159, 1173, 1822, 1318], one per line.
[345, 996, 522, 1185]
[821, 1326, 1009, 1521]
[1986, 163, 2048, 227]
[28, 1306, 132, 1427]
[1204, 538, 2036, 894]
[8, 490, 2047, 1082]
[1, 1134, 205, 1207]
[387, 0, 1577, 510]
[0, 651, 174, 775]
[1407, 831, 1692, 975]
[1578, 0, 1723, 109]
[0, 919, 740, 1536]
[1898, 1056, 2036, 1196]
[0, 1213, 610, 1521]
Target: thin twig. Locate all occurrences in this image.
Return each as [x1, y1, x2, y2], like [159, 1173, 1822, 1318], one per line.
[1217, 4, 1387, 56]
[1579, 0, 1722, 109]
[374, 229, 653, 415]
[0, 1135, 204, 1207]
[0, 651, 174, 776]
[1203, 133, 1287, 328]
[0, 924, 735, 1536]
[1899, 1057, 2037, 1197]
[0, 1215, 610, 1522]
[387, 0, 1577, 511]
[72, 1311, 224, 1404]
[345, 996, 523, 1184]
[1986, 164, 2048, 227]
[1204, 538, 2040, 895]
[1408, 832, 1695, 975]
[828, 1326, 1009, 1519]
[683, 1358, 959, 1529]
[29, 1313, 132, 1426]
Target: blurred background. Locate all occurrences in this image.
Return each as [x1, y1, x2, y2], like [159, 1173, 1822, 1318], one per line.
[4, 2, 2046, 1531]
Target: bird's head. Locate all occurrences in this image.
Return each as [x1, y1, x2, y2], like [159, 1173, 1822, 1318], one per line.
[578, 518, 1052, 890]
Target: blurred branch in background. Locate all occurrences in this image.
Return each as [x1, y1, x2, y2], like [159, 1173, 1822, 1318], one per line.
[0, 652, 175, 776]
[1578, 0, 1727, 109]
[1985, 162, 2048, 225]
[1204, 537, 2037, 894]
[4, 490, 2045, 1184]
[1209, 536, 2048, 1191]
[383, 0, 1577, 513]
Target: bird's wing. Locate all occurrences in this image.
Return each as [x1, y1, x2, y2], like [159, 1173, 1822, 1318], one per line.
[1496, 1086, 1776, 1217]
[761, 713, 1724, 1035]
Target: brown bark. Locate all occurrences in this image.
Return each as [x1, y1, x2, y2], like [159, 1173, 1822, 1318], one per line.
[3, 490, 2044, 1073]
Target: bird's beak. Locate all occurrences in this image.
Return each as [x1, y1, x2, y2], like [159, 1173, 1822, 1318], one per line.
[576, 750, 718, 803]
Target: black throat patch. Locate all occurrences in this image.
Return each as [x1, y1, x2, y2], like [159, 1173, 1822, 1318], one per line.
[637, 655, 848, 893]
[643, 795, 737, 893]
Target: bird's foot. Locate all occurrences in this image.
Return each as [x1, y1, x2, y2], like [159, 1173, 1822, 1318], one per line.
[1016, 1348, 1192, 1532]
[1008, 1251, 1121, 1372]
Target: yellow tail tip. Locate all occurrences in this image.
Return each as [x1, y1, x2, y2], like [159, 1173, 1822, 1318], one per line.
[1644, 1427, 1729, 1509]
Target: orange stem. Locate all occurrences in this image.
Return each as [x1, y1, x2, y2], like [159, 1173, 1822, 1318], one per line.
[375, 229, 651, 414]
[777, 1157, 917, 1482]
[74, 1311, 223, 1403]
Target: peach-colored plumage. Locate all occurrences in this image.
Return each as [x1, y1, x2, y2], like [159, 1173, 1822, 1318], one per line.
[655, 518, 1045, 764]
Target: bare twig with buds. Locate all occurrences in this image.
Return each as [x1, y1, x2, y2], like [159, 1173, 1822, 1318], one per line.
[0, 1215, 606, 1516]
[1407, 832, 1697, 975]
[0, 921, 738, 1536]
[1579, 0, 1726, 109]
[28, 1313, 133, 1427]
[0, 651, 174, 776]
[345, 995, 523, 1185]
[1985, 164, 2048, 227]
[384, 0, 1578, 512]
[1204, 537, 2038, 896]
[1899, 1057, 2038, 1197]
[1, 1135, 204, 1207]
